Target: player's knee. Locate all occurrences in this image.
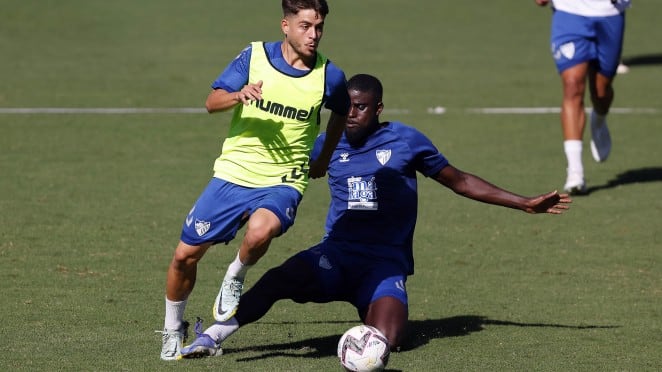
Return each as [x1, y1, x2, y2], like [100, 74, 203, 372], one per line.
[172, 243, 205, 269]
[562, 80, 585, 99]
[592, 85, 613, 104]
[244, 219, 280, 249]
[243, 229, 272, 251]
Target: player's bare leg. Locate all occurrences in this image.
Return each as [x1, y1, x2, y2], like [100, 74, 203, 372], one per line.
[213, 208, 281, 321]
[560, 62, 589, 194]
[161, 242, 211, 360]
[364, 296, 408, 351]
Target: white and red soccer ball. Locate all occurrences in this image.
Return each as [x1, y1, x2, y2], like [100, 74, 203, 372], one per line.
[337, 325, 390, 372]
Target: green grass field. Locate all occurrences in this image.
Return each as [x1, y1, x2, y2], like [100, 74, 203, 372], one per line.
[1, 1, 661, 371]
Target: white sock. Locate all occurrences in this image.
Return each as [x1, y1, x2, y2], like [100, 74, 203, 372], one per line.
[204, 318, 240, 343]
[563, 140, 583, 175]
[164, 297, 187, 331]
[225, 252, 252, 280]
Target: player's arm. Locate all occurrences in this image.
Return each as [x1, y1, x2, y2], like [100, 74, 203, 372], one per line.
[206, 44, 259, 113]
[309, 63, 349, 179]
[205, 81, 264, 113]
[433, 165, 571, 214]
[309, 111, 346, 178]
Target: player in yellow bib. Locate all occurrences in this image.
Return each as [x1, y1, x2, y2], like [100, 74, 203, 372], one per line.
[213, 41, 327, 194]
[159, 0, 349, 361]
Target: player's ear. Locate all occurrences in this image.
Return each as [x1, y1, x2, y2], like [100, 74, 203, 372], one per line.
[376, 102, 384, 116]
[281, 18, 289, 37]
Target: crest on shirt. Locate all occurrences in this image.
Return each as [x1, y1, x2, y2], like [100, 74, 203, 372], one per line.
[376, 149, 391, 165]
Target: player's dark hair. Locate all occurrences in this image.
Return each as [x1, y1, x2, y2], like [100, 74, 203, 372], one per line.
[347, 74, 383, 104]
[282, 0, 329, 17]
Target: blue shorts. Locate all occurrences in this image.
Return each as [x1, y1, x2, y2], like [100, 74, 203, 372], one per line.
[550, 10, 625, 77]
[294, 240, 409, 314]
[180, 177, 302, 246]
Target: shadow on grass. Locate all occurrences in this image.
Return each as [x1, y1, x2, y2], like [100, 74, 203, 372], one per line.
[403, 316, 618, 350]
[584, 166, 662, 195]
[224, 315, 618, 364]
[622, 53, 662, 68]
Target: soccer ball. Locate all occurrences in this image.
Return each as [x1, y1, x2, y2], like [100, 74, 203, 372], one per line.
[337, 325, 390, 372]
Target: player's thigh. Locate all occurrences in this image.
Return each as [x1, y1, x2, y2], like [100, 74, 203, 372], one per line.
[252, 255, 321, 298]
[560, 62, 589, 95]
[356, 263, 408, 312]
[287, 243, 347, 303]
[251, 185, 302, 236]
[360, 268, 409, 348]
[244, 208, 282, 242]
[595, 14, 625, 77]
[550, 11, 595, 74]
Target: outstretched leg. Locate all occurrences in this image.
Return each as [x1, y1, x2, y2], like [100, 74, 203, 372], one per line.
[181, 255, 321, 359]
[235, 255, 321, 325]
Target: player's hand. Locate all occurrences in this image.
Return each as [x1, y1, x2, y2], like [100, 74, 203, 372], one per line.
[308, 158, 327, 179]
[535, 0, 550, 6]
[524, 191, 572, 214]
[237, 80, 263, 105]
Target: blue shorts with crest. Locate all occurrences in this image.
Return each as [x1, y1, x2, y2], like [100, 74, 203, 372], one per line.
[180, 177, 302, 246]
[550, 10, 625, 77]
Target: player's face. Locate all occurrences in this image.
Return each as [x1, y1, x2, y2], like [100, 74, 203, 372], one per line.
[346, 89, 383, 146]
[282, 9, 325, 61]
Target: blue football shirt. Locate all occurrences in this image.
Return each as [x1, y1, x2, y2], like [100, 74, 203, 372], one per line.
[311, 121, 449, 274]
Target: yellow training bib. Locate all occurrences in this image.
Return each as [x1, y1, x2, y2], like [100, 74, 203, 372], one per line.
[213, 42, 327, 194]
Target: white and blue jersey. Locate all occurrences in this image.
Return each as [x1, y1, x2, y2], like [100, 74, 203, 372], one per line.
[550, 0, 631, 17]
[548, 0, 628, 76]
[310, 121, 449, 275]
